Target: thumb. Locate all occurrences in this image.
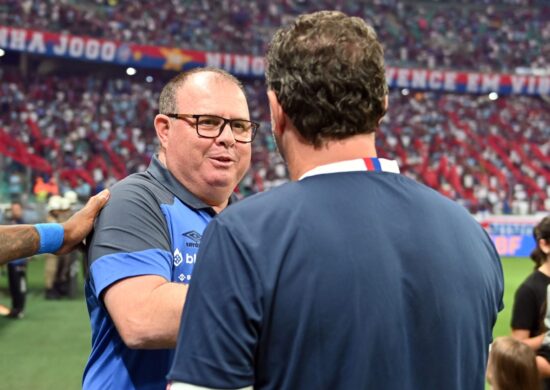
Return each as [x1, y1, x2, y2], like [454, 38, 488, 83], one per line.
[83, 189, 110, 217]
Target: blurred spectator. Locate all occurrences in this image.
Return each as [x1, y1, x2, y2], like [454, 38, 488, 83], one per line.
[1, 199, 28, 319]
[0, 67, 548, 214]
[486, 336, 541, 390]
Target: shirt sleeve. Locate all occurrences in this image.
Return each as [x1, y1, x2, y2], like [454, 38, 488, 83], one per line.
[510, 281, 537, 331]
[87, 178, 173, 298]
[167, 217, 262, 389]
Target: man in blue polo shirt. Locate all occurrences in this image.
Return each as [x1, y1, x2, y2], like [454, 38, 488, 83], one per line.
[83, 68, 258, 389]
[167, 11, 504, 390]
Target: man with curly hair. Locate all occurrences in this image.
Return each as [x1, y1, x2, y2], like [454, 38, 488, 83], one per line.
[167, 11, 504, 390]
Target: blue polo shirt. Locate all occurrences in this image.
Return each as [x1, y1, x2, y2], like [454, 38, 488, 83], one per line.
[83, 156, 228, 390]
[168, 158, 504, 390]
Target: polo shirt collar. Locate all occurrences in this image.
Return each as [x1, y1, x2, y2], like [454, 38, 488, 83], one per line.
[146, 155, 238, 214]
[299, 157, 400, 180]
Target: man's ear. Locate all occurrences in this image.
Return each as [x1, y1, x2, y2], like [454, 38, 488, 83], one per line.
[540, 238, 550, 255]
[378, 94, 389, 125]
[154, 114, 170, 149]
[267, 90, 286, 136]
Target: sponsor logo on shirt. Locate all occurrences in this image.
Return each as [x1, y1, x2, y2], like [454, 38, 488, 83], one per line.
[178, 273, 192, 282]
[183, 231, 202, 248]
[173, 248, 183, 266]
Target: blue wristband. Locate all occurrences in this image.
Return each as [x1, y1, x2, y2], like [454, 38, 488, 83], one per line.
[35, 223, 64, 254]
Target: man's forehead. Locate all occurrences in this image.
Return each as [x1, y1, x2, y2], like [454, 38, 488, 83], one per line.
[179, 71, 241, 94]
[175, 71, 248, 113]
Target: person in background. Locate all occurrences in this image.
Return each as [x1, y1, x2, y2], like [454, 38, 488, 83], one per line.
[43, 195, 72, 299]
[516, 217, 550, 384]
[0, 190, 110, 265]
[511, 216, 550, 367]
[487, 336, 541, 390]
[2, 200, 29, 319]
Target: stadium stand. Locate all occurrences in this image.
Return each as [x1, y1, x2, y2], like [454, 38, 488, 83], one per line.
[1, 0, 548, 71]
[0, 1, 548, 214]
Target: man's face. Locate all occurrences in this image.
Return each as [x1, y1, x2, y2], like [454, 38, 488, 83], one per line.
[163, 72, 252, 205]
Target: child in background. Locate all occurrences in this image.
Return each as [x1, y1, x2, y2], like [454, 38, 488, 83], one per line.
[487, 336, 541, 390]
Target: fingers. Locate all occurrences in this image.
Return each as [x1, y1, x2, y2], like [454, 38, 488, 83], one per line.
[55, 190, 110, 255]
[82, 189, 110, 217]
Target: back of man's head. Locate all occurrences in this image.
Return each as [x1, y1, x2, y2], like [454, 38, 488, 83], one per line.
[266, 11, 388, 148]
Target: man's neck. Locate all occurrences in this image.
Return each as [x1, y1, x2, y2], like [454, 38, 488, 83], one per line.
[286, 133, 377, 181]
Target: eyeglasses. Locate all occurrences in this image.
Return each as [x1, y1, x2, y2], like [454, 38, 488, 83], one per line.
[166, 114, 259, 143]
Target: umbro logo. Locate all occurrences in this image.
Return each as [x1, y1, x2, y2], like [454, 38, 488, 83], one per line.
[183, 231, 202, 243]
[183, 231, 202, 247]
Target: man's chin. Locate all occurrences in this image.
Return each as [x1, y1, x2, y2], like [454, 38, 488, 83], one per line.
[206, 174, 238, 191]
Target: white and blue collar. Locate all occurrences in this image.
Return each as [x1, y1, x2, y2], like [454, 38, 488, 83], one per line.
[299, 157, 400, 180]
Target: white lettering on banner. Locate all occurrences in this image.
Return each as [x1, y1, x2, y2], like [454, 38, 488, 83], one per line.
[234, 55, 250, 74]
[396, 69, 409, 87]
[53, 35, 68, 55]
[539, 78, 550, 95]
[223, 53, 232, 72]
[444, 72, 457, 91]
[411, 70, 428, 89]
[85, 39, 100, 59]
[101, 42, 116, 61]
[69, 37, 84, 57]
[186, 253, 196, 264]
[527, 77, 537, 94]
[511, 75, 526, 93]
[205, 52, 265, 76]
[386, 67, 397, 85]
[27, 32, 46, 53]
[0, 27, 7, 46]
[206, 52, 222, 68]
[10, 29, 26, 50]
[466, 73, 480, 93]
[429, 71, 443, 89]
[251, 57, 264, 75]
[481, 74, 500, 92]
[52, 35, 116, 61]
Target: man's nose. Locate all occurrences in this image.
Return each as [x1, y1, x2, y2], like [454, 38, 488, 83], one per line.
[216, 122, 236, 146]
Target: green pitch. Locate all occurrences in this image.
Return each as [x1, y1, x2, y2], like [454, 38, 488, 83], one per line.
[0, 256, 535, 389]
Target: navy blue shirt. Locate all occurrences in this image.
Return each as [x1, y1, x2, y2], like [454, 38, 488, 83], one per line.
[84, 156, 226, 390]
[168, 158, 504, 390]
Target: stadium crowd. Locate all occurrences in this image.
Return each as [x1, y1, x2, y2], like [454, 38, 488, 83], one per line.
[1, 66, 548, 214]
[0, 1, 548, 214]
[0, 0, 548, 72]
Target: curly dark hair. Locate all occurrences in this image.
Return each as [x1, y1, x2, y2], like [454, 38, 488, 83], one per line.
[531, 216, 550, 269]
[265, 11, 388, 148]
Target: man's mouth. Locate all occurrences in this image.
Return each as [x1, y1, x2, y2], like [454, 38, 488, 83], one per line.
[209, 155, 235, 166]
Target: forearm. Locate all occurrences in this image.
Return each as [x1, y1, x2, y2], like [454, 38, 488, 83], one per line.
[0, 225, 40, 264]
[522, 334, 546, 350]
[105, 277, 188, 349]
[128, 282, 187, 349]
[512, 329, 545, 350]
